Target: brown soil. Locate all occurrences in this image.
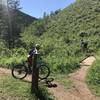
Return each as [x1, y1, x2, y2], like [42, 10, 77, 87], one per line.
[49, 56, 100, 100]
[0, 67, 11, 75]
[0, 56, 100, 100]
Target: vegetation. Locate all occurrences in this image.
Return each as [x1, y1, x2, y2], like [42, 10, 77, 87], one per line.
[20, 0, 100, 73]
[0, 0, 36, 49]
[0, 47, 27, 68]
[87, 54, 100, 96]
[0, 75, 54, 100]
[0, 0, 100, 73]
[0, 0, 100, 98]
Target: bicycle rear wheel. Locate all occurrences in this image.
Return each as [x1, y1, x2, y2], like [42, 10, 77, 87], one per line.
[12, 65, 28, 79]
[39, 65, 50, 80]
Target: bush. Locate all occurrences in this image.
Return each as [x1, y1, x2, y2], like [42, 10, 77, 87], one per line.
[37, 86, 54, 100]
[87, 58, 100, 96]
[0, 48, 27, 68]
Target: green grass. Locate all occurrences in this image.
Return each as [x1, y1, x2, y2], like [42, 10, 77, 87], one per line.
[0, 48, 27, 68]
[0, 75, 36, 100]
[0, 75, 54, 100]
[86, 57, 100, 96]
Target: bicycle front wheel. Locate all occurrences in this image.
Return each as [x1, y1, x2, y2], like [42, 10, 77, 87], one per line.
[39, 65, 50, 80]
[12, 65, 28, 79]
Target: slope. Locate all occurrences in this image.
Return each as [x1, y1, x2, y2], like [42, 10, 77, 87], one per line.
[0, 4, 37, 48]
[21, 0, 100, 73]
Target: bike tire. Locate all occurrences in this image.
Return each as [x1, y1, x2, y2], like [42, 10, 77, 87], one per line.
[39, 65, 50, 80]
[12, 65, 28, 79]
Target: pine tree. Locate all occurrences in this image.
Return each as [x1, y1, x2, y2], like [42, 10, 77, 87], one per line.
[0, 0, 21, 49]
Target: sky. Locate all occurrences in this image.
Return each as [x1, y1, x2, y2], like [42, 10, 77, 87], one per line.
[20, 0, 75, 18]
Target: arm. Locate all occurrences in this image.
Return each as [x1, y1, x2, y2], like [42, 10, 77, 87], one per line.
[28, 49, 35, 58]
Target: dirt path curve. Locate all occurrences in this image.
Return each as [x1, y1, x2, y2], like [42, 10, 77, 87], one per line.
[0, 67, 32, 82]
[49, 56, 100, 100]
[0, 56, 100, 100]
[0, 67, 11, 75]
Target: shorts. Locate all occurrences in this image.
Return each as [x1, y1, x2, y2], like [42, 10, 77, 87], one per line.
[28, 57, 32, 65]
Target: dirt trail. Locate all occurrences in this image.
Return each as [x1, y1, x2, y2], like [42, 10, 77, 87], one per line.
[0, 56, 100, 100]
[49, 56, 100, 100]
[0, 67, 11, 75]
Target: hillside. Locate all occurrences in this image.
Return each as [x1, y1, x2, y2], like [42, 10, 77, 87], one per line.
[14, 10, 37, 28]
[21, 0, 100, 72]
[20, 0, 100, 97]
[48, 0, 100, 36]
[0, 0, 100, 99]
[0, 5, 37, 48]
[45, 0, 100, 50]
[0, 0, 99, 72]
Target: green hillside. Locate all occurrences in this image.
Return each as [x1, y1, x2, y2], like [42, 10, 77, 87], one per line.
[1, 0, 100, 71]
[0, 0, 100, 97]
[21, 1, 100, 96]
[0, 5, 37, 48]
[21, 0, 100, 72]
[0, 0, 100, 71]
[14, 10, 37, 29]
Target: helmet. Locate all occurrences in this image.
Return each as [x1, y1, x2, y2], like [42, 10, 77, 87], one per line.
[35, 44, 40, 50]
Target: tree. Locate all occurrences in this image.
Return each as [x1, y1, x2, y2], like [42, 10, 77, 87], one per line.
[8, 0, 20, 9]
[8, 0, 21, 48]
[0, 0, 21, 49]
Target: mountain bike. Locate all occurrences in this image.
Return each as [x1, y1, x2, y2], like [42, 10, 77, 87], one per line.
[11, 56, 50, 80]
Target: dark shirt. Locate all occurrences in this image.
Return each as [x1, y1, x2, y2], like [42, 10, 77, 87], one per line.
[28, 49, 35, 58]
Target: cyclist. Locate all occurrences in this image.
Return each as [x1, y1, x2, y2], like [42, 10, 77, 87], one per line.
[80, 39, 88, 51]
[27, 44, 40, 71]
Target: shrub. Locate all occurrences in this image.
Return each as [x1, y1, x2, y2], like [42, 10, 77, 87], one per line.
[87, 58, 100, 96]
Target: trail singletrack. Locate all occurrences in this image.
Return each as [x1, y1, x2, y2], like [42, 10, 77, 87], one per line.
[49, 56, 100, 100]
[0, 56, 100, 100]
[0, 67, 11, 75]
